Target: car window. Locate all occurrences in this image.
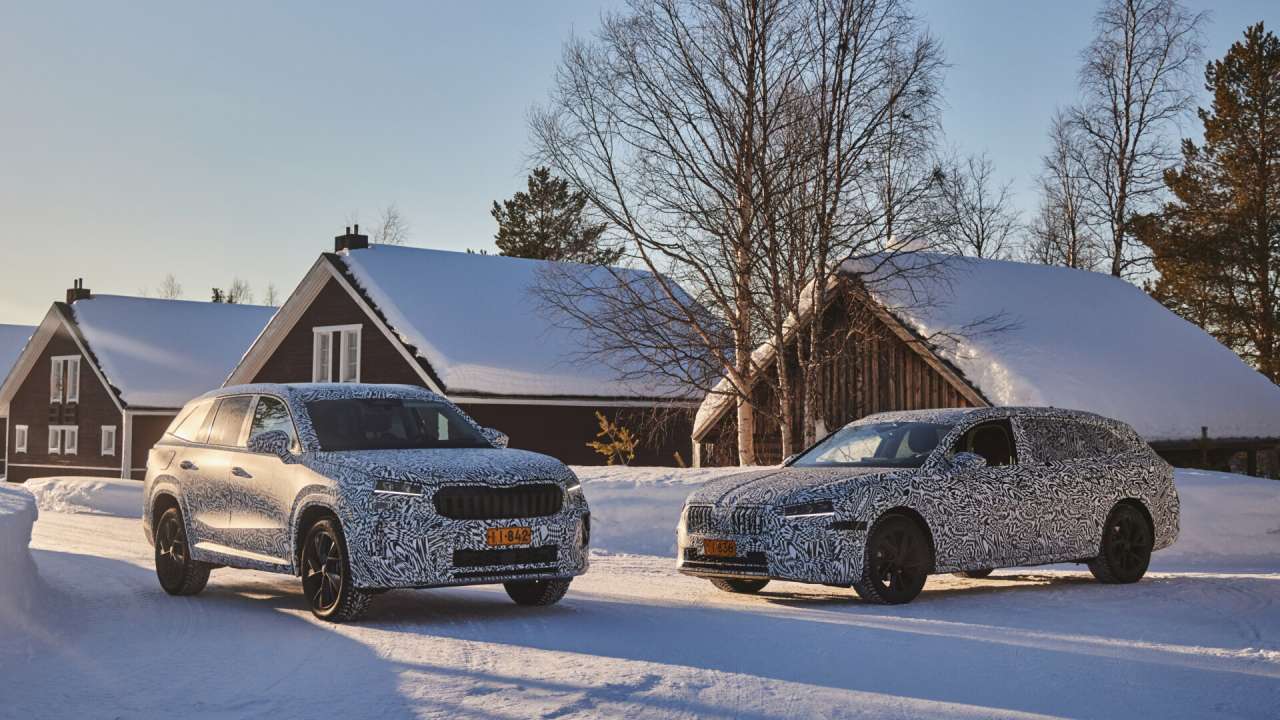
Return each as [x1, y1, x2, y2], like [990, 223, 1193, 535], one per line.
[953, 420, 1016, 466]
[1021, 418, 1126, 462]
[790, 421, 952, 468]
[1075, 422, 1128, 457]
[207, 396, 253, 447]
[304, 398, 489, 451]
[249, 396, 298, 450]
[168, 400, 213, 443]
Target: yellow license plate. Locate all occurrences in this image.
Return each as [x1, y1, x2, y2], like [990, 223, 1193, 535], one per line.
[487, 527, 532, 546]
[703, 539, 737, 557]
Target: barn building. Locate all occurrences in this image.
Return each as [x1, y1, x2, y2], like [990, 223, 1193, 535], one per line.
[693, 254, 1280, 474]
[224, 229, 699, 466]
[0, 282, 275, 484]
[0, 323, 37, 477]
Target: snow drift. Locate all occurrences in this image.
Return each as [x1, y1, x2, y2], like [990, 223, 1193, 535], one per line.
[0, 484, 41, 619]
[23, 477, 143, 518]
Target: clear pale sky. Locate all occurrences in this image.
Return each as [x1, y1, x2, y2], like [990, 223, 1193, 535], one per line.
[1, 0, 1275, 324]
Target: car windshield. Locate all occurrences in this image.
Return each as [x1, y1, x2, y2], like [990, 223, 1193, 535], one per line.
[790, 421, 953, 468]
[305, 398, 490, 451]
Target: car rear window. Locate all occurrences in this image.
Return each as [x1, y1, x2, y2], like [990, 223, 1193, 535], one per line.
[168, 400, 213, 443]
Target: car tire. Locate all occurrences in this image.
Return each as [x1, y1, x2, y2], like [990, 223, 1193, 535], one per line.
[154, 506, 212, 596]
[301, 517, 371, 622]
[504, 578, 572, 606]
[1088, 503, 1153, 584]
[953, 569, 994, 579]
[852, 512, 931, 605]
[709, 577, 770, 594]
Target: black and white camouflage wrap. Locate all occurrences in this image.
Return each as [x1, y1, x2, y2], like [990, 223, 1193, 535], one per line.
[677, 407, 1179, 586]
[144, 383, 589, 590]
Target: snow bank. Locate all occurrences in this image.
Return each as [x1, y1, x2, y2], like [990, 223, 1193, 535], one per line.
[0, 484, 41, 617]
[23, 476, 143, 518]
[1153, 469, 1280, 572]
[575, 465, 747, 556]
[71, 295, 275, 407]
[857, 254, 1280, 443]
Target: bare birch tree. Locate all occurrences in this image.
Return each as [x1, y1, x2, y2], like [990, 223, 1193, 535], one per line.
[374, 204, 410, 246]
[935, 152, 1020, 259]
[1071, 0, 1205, 277]
[157, 273, 183, 300]
[1024, 111, 1102, 269]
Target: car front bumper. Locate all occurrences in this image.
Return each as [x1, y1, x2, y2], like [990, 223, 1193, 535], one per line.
[346, 492, 591, 590]
[675, 504, 867, 586]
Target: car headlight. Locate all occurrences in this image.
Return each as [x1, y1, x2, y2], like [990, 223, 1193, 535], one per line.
[783, 500, 835, 518]
[374, 479, 424, 496]
[565, 478, 583, 495]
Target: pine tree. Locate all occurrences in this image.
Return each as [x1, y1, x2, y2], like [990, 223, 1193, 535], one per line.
[1138, 22, 1280, 381]
[491, 168, 621, 265]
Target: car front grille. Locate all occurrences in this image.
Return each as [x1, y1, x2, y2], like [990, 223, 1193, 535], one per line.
[685, 505, 713, 533]
[433, 484, 563, 520]
[685, 504, 768, 535]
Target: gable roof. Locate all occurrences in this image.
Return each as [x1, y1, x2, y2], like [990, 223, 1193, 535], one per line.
[256, 245, 697, 402]
[68, 295, 276, 408]
[0, 296, 276, 412]
[695, 253, 1280, 444]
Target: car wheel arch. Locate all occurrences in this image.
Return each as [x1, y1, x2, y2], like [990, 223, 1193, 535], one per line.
[149, 491, 182, 541]
[292, 502, 341, 573]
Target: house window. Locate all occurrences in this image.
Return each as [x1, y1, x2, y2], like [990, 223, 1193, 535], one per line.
[14, 425, 27, 454]
[312, 325, 361, 383]
[49, 425, 78, 455]
[51, 355, 81, 403]
[101, 425, 117, 456]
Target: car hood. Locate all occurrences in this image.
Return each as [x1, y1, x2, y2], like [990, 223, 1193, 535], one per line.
[305, 447, 575, 487]
[686, 465, 913, 507]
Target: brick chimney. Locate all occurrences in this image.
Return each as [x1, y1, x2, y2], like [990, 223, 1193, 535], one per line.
[334, 224, 369, 253]
[66, 278, 91, 304]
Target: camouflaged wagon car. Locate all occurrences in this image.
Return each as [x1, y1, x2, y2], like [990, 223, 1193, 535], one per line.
[143, 383, 590, 621]
[677, 407, 1179, 604]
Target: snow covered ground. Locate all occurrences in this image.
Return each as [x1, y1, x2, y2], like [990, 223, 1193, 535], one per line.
[2, 468, 1278, 718]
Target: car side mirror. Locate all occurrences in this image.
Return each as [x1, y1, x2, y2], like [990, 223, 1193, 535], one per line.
[481, 427, 509, 449]
[950, 451, 986, 471]
[247, 430, 294, 463]
[782, 453, 799, 466]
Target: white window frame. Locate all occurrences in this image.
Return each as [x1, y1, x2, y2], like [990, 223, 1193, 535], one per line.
[14, 425, 28, 454]
[312, 329, 332, 382]
[312, 325, 361, 383]
[51, 355, 81, 403]
[101, 425, 117, 456]
[48, 425, 78, 455]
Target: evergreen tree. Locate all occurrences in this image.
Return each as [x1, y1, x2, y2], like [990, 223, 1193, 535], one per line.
[1138, 23, 1280, 381]
[491, 168, 620, 265]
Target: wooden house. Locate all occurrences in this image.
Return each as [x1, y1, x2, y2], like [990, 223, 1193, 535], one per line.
[693, 254, 1280, 474]
[0, 282, 275, 483]
[224, 229, 699, 466]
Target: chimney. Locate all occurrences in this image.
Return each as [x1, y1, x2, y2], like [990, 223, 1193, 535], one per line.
[66, 278, 91, 304]
[334, 223, 369, 253]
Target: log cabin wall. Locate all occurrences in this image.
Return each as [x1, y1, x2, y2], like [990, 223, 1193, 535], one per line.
[699, 296, 976, 467]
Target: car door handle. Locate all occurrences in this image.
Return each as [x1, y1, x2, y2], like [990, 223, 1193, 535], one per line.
[231, 466, 252, 479]
[179, 460, 197, 471]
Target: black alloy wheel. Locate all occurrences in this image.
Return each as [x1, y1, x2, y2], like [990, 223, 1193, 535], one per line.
[1088, 503, 1153, 584]
[301, 518, 371, 621]
[154, 506, 211, 596]
[853, 513, 931, 604]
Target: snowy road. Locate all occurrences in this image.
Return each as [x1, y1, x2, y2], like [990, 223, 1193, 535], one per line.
[4, 508, 1280, 719]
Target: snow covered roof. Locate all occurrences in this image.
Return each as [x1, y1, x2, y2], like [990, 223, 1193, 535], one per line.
[862, 254, 1280, 442]
[338, 246, 698, 400]
[695, 253, 1280, 444]
[70, 295, 276, 408]
[0, 324, 35, 388]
